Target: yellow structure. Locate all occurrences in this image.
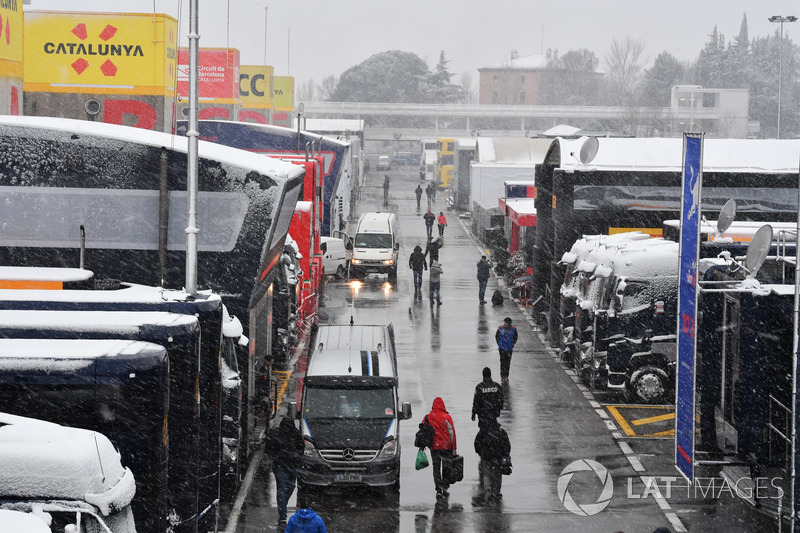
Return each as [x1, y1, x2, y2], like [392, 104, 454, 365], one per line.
[24, 11, 177, 131]
[272, 76, 294, 127]
[436, 137, 455, 188]
[238, 65, 274, 124]
[0, 1, 23, 115]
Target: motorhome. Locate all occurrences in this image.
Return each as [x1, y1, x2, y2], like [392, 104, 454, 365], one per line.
[293, 324, 411, 491]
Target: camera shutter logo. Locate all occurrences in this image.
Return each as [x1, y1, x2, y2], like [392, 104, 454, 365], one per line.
[557, 459, 614, 516]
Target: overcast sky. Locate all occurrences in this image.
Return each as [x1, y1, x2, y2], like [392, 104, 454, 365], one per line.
[27, 0, 800, 87]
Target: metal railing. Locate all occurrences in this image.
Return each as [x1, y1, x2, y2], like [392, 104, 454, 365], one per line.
[768, 394, 792, 467]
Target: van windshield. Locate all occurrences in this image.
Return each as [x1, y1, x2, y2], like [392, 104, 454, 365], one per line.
[303, 387, 395, 419]
[354, 233, 392, 249]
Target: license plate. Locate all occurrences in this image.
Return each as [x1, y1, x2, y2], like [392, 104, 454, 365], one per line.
[334, 473, 362, 482]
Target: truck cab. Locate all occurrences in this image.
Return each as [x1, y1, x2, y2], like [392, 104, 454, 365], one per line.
[294, 324, 411, 491]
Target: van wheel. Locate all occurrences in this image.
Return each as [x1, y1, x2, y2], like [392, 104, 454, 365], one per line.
[335, 265, 346, 279]
[627, 366, 669, 404]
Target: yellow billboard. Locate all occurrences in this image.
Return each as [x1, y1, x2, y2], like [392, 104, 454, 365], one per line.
[24, 11, 177, 95]
[272, 76, 294, 112]
[0, 0, 23, 66]
[239, 65, 273, 109]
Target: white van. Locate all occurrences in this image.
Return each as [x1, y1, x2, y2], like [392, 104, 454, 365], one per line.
[293, 324, 411, 490]
[350, 212, 399, 280]
[320, 235, 351, 279]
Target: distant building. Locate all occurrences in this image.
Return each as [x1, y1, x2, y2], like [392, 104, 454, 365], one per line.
[669, 85, 750, 139]
[478, 50, 604, 106]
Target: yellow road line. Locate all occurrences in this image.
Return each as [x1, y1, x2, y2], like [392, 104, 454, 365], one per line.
[648, 429, 676, 437]
[631, 412, 675, 426]
[606, 405, 637, 437]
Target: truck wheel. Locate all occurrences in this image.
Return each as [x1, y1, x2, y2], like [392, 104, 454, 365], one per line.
[335, 264, 346, 279]
[627, 366, 669, 404]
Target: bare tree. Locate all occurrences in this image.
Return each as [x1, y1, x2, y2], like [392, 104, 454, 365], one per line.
[296, 78, 316, 102]
[318, 75, 338, 102]
[604, 36, 646, 106]
[457, 71, 477, 104]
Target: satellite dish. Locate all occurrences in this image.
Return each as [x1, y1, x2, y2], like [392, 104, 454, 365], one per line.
[744, 224, 773, 278]
[579, 137, 599, 165]
[716, 199, 737, 235]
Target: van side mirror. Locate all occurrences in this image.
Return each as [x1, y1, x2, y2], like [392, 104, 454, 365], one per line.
[289, 401, 299, 419]
[401, 402, 412, 420]
[394, 243, 400, 251]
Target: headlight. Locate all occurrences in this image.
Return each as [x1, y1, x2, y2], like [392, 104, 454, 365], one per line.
[382, 259, 394, 265]
[351, 259, 362, 265]
[303, 440, 319, 458]
[377, 439, 398, 458]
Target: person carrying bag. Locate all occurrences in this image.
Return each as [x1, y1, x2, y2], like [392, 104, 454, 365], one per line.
[474, 418, 511, 503]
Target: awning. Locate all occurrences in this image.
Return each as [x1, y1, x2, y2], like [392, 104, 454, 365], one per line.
[499, 198, 536, 226]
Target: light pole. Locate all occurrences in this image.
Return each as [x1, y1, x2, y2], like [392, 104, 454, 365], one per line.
[768, 15, 797, 139]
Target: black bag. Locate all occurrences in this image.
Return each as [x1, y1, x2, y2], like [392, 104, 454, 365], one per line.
[414, 416, 435, 449]
[500, 456, 512, 475]
[442, 453, 464, 484]
[491, 290, 504, 306]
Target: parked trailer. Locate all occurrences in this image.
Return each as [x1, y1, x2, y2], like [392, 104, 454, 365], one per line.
[0, 309, 205, 530]
[0, 281, 227, 532]
[0, 339, 167, 532]
[0, 412, 138, 533]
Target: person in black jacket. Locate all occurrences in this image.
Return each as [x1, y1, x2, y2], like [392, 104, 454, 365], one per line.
[474, 419, 511, 503]
[425, 236, 442, 263]
[471, 367, 504, 427]
[265, 417, 305, 523]
[408, 244, 428, 294]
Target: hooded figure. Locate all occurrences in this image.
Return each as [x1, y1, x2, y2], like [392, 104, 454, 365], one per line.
[408, 245, 428, 292]
[265, 417, 304, 522]
[284, 507, 327, 532]
[423, 397, 457, 496]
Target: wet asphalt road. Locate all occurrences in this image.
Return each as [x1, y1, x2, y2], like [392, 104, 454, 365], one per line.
[222, 167, 779, 533]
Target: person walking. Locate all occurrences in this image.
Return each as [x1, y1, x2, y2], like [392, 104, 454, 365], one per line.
[424, 397, 457, 497]
[338, 212, 346, 232]
[471, 367, 504, 427]
[284, 508, 327, 532]
[429, 260, 443, 305]
[430, 183, 437, 202]
[425, 236, 442, 264]
[425, 183, 433, 207]
[415, 183, 423, 209]
[495, 317, 519, 383]
[476, 255, 492, 304]
[409, 244, 427, 295]
[423, 208, 436, 239]
[383, 175, 390, 207]
[437, 212, 447, 238]
[264, 417, 305, 524]
[473, 418, 511, 503]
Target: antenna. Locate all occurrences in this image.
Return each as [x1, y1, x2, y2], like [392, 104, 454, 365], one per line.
[716, 199, 737, 235]
[579, 137, 599, 165]
[744, 224, 773, 279]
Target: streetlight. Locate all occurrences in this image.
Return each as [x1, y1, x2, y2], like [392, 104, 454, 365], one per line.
[768, 15, 797, 139]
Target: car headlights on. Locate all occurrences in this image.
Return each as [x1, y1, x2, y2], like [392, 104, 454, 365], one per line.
[382, 259, 394, 265]
[351, 259, 362, 265]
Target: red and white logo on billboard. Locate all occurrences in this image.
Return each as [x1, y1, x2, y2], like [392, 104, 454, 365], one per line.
[0, 13, 11, 46]
[71, 23, 119, 76]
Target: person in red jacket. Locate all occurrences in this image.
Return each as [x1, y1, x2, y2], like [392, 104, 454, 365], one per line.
[437, 212, 448, 238]
[424, 397, 457, 497]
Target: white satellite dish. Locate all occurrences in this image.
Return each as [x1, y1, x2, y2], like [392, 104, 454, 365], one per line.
[579, 137, 599, 165]
[744, 224, 773, 278]
[716, 199, 737, 235]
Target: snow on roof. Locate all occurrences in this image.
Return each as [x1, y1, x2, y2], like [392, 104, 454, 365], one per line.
[0, 282, 221, 305]
[476, 137, 552, 164]
[0, 510, 51, 532]
[483, 54, 549, 70]
[0, 338, 166, 360]
[551, 136, 800, 173]
[542, 124, 581, 137]
[0, 116, 306, 182]
[200, 119, 350, 148]
[0, 310, 197, 333]
[0, 412, 135, 513]
[0, 266, 93, 282]
[610, 240, 680, 278]
[502, 198, 536, 214]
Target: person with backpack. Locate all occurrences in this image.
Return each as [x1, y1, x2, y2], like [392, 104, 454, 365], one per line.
[422, 397, 457, 497]
[429, 260, 443, 305]
[495, 317, 519, 384]
[473, 418, 511, 503]
[264, 417, 305, 524]
[425, 236, 442, 263]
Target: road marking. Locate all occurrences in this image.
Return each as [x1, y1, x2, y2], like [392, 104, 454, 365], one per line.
[632, 411, 675, 426]
[606, 405, 637, 437]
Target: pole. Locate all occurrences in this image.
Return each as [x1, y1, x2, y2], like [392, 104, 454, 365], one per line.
[769, 16, 797, 139]
[185, 0, 200, 295]
[263, 7, 268, 65]
[792, 151, 800, 532]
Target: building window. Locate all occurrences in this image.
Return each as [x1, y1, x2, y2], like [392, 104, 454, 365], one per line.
[520, 92, 526, 103]
[492, 92, 499, 104]
[703, 93, 717, 108]
[493, 75, 498, 84]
